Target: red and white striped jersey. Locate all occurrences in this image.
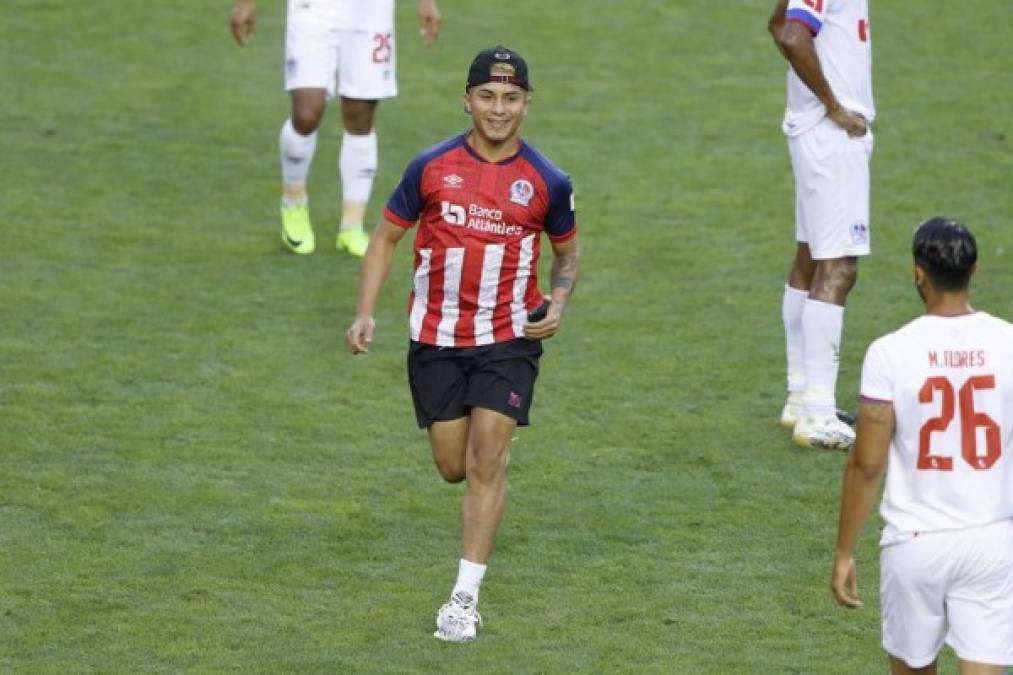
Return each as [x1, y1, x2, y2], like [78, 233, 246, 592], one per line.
[383, 133, 577, 347]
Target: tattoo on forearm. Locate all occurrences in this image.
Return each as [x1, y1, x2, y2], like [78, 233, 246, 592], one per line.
[551, 251, 579, 295]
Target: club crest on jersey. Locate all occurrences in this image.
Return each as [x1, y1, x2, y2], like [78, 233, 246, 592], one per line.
[509, 179, 534, 206]
[851, 221, 868, 245]
[443, 174, 464, 188]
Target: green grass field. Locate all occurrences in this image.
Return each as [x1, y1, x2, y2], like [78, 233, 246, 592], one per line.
[3, 1, 1012, 672]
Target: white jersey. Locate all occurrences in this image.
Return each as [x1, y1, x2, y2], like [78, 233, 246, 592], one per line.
[292, 0, 395, 31]
[861, 312, 1013, 546]
[782, 0, 875, 136]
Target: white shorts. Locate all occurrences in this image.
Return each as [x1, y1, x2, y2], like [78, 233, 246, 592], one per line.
[788, 116, 874, 260]
[880, 519, 1013, 668]
[284, 3, 396, 100]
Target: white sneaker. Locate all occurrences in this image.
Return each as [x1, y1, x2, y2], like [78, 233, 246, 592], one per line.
[780, 393, 804, 430]
[433, 592, 482, 643]
[793, 414, 855, 451]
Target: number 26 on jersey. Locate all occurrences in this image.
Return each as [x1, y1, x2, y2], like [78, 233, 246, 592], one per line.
[918, 375, 1002, 471]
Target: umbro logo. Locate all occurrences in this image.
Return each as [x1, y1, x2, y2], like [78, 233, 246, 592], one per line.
[443, 174, 464, 188]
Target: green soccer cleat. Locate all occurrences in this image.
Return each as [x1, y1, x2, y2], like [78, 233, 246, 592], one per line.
[336, 227, 370, 258]
[280, 204, 315, 254]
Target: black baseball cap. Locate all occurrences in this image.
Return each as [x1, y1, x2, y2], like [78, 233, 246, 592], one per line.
[466, 46, 531, 92]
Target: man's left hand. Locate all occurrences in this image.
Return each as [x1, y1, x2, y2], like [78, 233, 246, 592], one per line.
[523, 302, 563, 340]
[827, 105, 868, 138]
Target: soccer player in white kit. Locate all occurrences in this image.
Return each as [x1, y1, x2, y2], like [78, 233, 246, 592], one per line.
[230, 0, 441, 256]
[832, 218, 1013, 674]
[768, 0, 875, 450]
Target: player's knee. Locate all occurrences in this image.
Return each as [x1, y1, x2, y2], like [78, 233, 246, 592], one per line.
[343, 116, 373, 135]
[466, 442, 510, 483]
[341, 99, 377, 135]
[435, 461, 466, 483]
[291, 106, 324, 135]
[817, 257, 858, 299]
[831, 258, 859, 292]
[432, 453, 466, 483]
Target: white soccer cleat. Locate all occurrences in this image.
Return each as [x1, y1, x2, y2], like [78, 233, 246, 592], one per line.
[780, 393, 804, 430]
[433, 592, 482, 643]
[793, 414, 856, 451]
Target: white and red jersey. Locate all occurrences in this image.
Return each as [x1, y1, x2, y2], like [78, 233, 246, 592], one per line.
[290, 0, 394, 31]
[782, 0, 875, 136]
[384, 133, 577, 347]
[860, 312, 1013, 546]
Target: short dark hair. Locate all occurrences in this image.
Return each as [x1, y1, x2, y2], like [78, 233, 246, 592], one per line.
[912, 217, 977, 291]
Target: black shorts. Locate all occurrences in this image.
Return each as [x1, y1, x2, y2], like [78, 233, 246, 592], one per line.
[407, 338, 543, 429]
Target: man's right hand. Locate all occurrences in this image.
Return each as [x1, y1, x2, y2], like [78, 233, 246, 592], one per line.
[230, 0, 256, 46]
[830, 551, 862, 609]
[346, 316, 375, 355]
[827, 105, 868, 138]
[418, 0, 441, 48]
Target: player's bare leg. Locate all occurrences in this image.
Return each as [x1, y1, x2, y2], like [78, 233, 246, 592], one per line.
[336, 97, 378, 256]
[428, 408, 514, 642]
[427, 415, 485, 642]
[781, 242, 815, 428]
[808, 256, 857, 306]
[279, 88, 327, 253]
[429, 417, 468, 483]
[956, 660, 1005, 675]
[788, 242, 816, 290]
[460, 407, 515, 564]
[794, 255, 859, 450]
[291, 88, 327, 136]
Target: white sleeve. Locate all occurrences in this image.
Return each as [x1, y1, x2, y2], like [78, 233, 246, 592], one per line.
[785, 0, 827, 34]
[860, 338, 893, 402]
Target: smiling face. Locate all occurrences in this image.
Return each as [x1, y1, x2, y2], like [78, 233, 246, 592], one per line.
[464, 81, 530, 150]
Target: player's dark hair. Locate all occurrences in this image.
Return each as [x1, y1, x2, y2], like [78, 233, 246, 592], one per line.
[912, 217, 977, 291]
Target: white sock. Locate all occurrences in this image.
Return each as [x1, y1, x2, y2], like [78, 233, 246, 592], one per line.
[802, 299, 844, 420]
[279, 119, 317, 206]
[782, 285, 808, 395]
[451, 559, 486, 605]
[339, 130, 377, 231]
